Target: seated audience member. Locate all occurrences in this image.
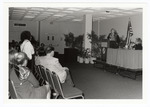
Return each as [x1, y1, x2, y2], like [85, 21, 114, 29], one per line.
[132, 38, 142, 50]
[38, 43, 46, 56]
[35, 46, 74, 86]
[107, 28, 120, 48]
[10, 52, 51, 99]
[9, 49, 18, 76]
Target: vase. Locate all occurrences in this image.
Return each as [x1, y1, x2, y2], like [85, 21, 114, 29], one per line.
[90, 57, 96, 64]
[79, 57, 84, 63]
[84, 58, 90, 64]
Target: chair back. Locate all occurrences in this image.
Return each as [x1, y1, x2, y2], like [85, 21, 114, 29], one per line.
[38, 65, 49, 82]
[45, 69, 55, 89]
[9, 80, 18, 99]
[51, 72, 64, 97]
[35, 65, 42, 76]
[34, 65, 46, 86]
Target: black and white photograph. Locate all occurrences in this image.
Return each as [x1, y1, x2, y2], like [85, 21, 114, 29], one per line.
[1, 0, 150, 107]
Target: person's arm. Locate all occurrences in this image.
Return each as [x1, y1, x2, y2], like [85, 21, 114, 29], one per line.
[27, 72, 39, 88]
[107, 33, 111, 40]
[116, 35, 120, 44]
[54, 58, 68, 71]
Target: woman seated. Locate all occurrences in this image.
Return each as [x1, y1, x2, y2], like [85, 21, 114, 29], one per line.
[35, 46, 74, 86]
[132, 38, 142, 50]
[9, 52, 51, 99]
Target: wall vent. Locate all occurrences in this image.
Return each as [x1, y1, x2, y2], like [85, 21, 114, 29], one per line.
[14, 23, 26, 27]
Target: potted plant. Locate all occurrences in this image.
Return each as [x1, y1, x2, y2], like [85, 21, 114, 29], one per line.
[64, 32, 75, 48]
[83, 48, 91, 64]
[87, 31, 106, 63]
[74, 34, 84, 62]
[77, 47, 84, 63]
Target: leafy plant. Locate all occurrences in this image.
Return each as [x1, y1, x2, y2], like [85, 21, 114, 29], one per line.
[64, 32, 75, 48]
[83, 48, 91, 58]
[74, 34, 84, 52]
[87, 31, 106, 58]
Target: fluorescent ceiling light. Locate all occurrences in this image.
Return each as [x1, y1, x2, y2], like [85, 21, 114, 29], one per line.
[12, 12, 25, 14]
[28, 11, 40, 13]
[13, 10, 26, 12]
[122, 11, 134, 14]
[42, 12, 54, 14]
[82, 10, 94, 12]
[13, 7, 28, 10]
[63, 16, 75, 19]
[53, 14, 66, 17]
[63, 11, 74, 13]
[66, 8, 82, 11]
[106, 15, 116, 17]
[24, 15, 35, 18]
[30, 7, 45, 11]
[47, 9, 60, 12]
[119, 8, 137, 10]
[72, 19, 82, 21]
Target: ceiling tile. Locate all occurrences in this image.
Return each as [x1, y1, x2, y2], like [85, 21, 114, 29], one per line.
[9, 7, 142, 22]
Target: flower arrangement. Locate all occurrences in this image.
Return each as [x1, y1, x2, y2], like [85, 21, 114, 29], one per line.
[83, 48, 91, 58]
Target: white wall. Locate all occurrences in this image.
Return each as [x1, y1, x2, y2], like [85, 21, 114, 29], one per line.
[9, 20, 39, 42]
[95, 13, 142, 42]
[40, 21, 84, 54]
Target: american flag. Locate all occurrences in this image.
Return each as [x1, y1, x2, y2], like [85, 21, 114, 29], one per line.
[125, 19, 133, 48]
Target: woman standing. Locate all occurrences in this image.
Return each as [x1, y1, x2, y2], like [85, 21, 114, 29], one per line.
[107, 28, 120, 48]
[20, 31, 35, 71]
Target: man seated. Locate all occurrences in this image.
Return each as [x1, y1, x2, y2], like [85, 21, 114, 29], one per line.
[35, 46, 74, 86]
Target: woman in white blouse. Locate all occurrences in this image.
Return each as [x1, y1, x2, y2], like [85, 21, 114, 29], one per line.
[20, 31, 35, 71]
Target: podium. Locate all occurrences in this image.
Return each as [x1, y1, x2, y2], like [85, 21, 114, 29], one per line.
[100, 39, 109, 62]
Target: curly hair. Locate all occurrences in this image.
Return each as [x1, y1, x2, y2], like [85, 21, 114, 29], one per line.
[15, 52, 28, 65]
[20, 31, 31, 42]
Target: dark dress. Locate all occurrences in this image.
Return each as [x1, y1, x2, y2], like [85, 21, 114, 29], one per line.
[133, 44, 142, 50]
[10, 66, 48, 99]
[107, 33, 120, 48]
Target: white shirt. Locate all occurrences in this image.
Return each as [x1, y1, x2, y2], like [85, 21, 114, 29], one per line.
[20, 40, 35, 60]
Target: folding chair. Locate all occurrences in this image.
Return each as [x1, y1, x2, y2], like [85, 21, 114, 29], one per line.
[37, 65, 59, 99]
[9, 80, 18, 99]
[45, 69, 59, 99]
[51, 72, 84, 99]
[37, 65, 48, 82]
[34, 65, 46, 86]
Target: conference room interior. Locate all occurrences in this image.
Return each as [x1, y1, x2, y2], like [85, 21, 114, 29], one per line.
[9, 7, 143, 99]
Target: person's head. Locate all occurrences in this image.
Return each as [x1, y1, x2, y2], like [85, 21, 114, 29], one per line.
[15, 52, 28, 66]
[45, 46, 55, 57]
[110, 28, 117, 35]
[20, 31, 32, 42]
[136, 38, 142, 44]
[40, 43, 45, 47]
[9, 49, 18, 64]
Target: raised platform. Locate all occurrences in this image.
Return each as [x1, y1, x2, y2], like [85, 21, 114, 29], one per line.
[93, 59, 142, 80]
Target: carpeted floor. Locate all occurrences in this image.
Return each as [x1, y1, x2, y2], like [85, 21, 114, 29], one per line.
[65, 63, 142, 99]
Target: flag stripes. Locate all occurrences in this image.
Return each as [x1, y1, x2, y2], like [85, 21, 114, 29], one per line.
[125, 19, 133, 48]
